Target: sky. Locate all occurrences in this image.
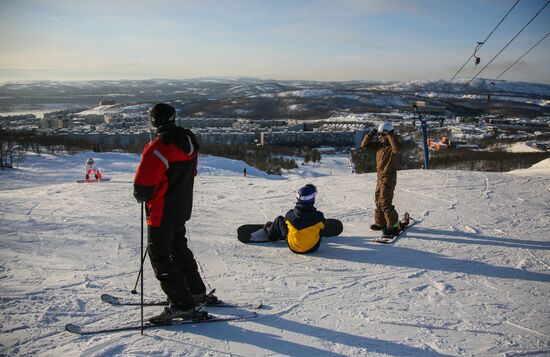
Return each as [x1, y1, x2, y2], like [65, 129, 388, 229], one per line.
[0, 0, 549, 83]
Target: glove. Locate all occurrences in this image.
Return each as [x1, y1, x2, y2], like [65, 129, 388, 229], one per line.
[368, 128, 378, 137]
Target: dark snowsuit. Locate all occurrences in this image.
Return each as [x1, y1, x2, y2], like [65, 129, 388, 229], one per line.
[267, 204, 325, 254]
[361, 132, 400, 228]
[134, 125, 205, 310]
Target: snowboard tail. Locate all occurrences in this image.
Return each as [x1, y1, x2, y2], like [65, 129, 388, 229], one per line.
[238, 218, 343, 243]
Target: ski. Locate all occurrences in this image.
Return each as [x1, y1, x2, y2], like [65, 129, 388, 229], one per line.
[65, 311, 257, 335]
[101, 293, 263, 309]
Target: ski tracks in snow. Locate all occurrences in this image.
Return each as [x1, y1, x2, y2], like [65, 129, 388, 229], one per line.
[2, 156, 550, 356]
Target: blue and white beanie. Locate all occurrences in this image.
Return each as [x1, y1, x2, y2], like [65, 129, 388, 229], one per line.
[296, 184, 317, 205]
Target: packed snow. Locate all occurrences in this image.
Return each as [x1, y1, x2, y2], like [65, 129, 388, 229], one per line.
[0, 151, 549, 356]
[505, 142, 544, 153]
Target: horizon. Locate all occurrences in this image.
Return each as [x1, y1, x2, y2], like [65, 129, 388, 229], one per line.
[1, 0, 549, 84]
[1, 76, 550, 88]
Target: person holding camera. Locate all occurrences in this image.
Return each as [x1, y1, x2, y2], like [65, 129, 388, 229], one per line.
[360, 122, 402, 237]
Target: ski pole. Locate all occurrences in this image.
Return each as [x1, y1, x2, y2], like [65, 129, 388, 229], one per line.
[131, 249, 148, 294]
[140, 201, 144, 335]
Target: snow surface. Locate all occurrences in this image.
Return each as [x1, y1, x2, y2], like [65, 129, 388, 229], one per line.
[505, 142, 543, 153]
[1, 152, 549, 356]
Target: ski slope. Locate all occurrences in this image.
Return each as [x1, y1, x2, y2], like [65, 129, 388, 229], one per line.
[0, 152, 549, 356]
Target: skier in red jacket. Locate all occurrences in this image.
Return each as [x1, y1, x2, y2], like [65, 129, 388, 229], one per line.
[134, 103, 216, 324]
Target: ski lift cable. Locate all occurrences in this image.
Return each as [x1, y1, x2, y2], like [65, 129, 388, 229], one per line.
[464, 0, 550, 87]
[449, 0, 521, 82]
[494, 31, 550, 80]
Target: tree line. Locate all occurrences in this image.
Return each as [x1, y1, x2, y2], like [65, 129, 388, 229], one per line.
[0, 129, 317, 174]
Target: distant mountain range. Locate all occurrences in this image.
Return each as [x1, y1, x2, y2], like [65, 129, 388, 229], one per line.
[1, 78, 548, 118]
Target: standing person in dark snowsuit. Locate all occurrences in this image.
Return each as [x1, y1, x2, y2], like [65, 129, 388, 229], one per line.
[360, 122, 401, 236]
[133, 103, 217, 323]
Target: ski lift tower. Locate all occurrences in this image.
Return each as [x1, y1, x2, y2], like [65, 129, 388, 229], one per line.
[413, 101, 430, 169]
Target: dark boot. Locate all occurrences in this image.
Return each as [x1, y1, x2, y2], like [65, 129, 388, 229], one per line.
[149, 305, 208, 324]
[383, 226, 399, 237]
[192, 290, 221, 306]
[370, 223, 384, 231]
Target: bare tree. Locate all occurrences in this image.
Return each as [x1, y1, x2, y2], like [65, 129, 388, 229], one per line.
[0, 142, 25, 169]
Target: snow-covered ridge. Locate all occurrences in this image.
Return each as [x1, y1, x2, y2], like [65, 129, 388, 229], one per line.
[3, 78, 547, 97]
[509, 158, 550, 175]
[371, 78, 550, 96]
[277, 89, 335, 98]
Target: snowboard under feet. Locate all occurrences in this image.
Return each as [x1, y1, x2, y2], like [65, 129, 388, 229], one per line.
[374, 212, 416, 244]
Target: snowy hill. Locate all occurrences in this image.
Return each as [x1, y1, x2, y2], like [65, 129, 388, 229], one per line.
[370, 78, 550, 97]
[0, 153, 549, 356]
[2, 78, 548, 120]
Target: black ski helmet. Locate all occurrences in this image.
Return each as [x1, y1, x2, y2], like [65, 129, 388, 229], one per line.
[296, 185, 317, 205]
[149, 103, 176, 128]
[305, 183, 317, 193]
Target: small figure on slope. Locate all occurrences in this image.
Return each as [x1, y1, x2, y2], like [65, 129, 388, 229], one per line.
[85, 157, 102, 181]
[251, 184, 326, 254]
[360, 122, 405, 237]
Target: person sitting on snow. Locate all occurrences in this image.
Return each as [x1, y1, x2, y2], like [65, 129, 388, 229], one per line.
[251, 184, 326, 254]
[85, 157, 102, 181]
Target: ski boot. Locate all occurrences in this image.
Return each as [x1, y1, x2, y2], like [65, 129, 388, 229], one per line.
[193, 289, 221, 307]
[250, 227, 268, 242]
[149, 305, 208, 325]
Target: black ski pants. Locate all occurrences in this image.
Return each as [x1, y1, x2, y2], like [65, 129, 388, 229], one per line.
[147, 223, 206, 310]
[267, 215, 288, 241]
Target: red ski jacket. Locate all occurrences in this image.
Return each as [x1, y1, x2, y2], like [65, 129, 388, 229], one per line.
[134, 127, 199, 227]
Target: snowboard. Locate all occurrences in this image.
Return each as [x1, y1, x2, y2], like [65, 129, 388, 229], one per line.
[374, 212, 415, 244]
[77, 178, 111, 183]
[238, 218, 343, 243]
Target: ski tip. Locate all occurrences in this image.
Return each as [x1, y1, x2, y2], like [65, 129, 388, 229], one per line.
[100, 294, 119, 305]
[233, 311, 258, 320]
[250, 311, 259, 319]
[65, 323, 81, 334]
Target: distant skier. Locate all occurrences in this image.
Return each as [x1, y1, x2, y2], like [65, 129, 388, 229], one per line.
[243, 167, 247, 177]
[251, 184, 326, 254]
[360, 122, 402, 237]
[133, 103, 217, 324]
[84, 157, 102, 181]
